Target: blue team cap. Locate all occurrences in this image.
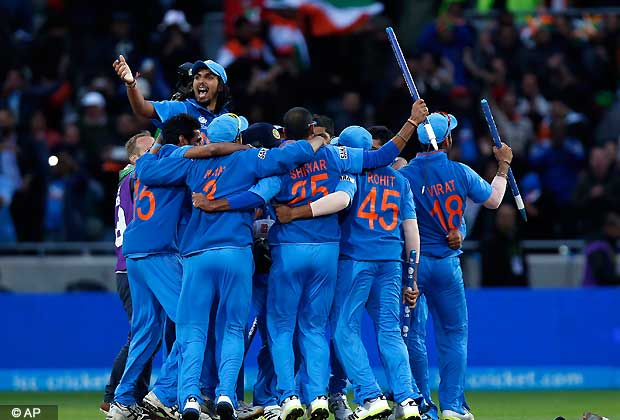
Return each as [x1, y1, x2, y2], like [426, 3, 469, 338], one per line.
[191, 59, 228, 84]
[329, 137, 339, 145]
[338, 126, 372, 150]
[242, 122, 281, 149]
[417, 112, 458, 145]
[207, 113, 249, 143]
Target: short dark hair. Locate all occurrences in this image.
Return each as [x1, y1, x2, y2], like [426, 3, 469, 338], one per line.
[125, 130, 151, 158]
[313, 114, 334, 136]
[162, 113, 200, 145]
[368, 126, 394, 146]
[283, 107, 313, 140]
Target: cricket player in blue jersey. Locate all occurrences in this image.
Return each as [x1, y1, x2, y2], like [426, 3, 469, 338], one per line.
[398, 113, 512, 420]
[187, 102, 427, 420]
[134, 113, 325, 420]
[236, 103, 427, 420]
[274, 126, 423, 420]
[108, 118, 201, 420]
[113, 55, 230, 138]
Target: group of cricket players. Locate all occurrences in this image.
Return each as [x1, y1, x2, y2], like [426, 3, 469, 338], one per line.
[104, 54, 513, 420]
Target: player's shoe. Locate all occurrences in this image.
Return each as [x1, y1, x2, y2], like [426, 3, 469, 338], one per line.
[182, 397, 202, 420]
[328, 393, 353, 420]
[101, 402, 111, 415]
[216, 395, 238, 420]
[261, 405, 281, 420]
[279, 396, 303, 420]
[348, 395, 391, 420]
[237, 401, 264, 420]
[201, 396, 220, 420]
[306, 396, 329, 420]
[143, 390, 180, 420]
[392, 398, 421, 420]
[440, 409, 474, 420]
[106, 401, 150, 420]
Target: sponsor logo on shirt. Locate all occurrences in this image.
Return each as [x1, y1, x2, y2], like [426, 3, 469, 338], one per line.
[340, 175, 354, 183]
[258, 148, 268, 159]
[338, 146, 348, 160]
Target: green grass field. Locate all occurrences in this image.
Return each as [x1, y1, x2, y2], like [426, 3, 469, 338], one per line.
[0, 391, 618, 420]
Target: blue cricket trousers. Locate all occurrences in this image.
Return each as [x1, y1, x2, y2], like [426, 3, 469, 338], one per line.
[407, 255, 468, 414]
[116, 254, 182, 407]
[267, 243, 338, 405]
[333, 259, 418, 404]
[177, 247, 253, 408]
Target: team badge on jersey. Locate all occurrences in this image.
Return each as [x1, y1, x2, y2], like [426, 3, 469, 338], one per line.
[340, 174, 354, 184]
[338, 146, 348, 160]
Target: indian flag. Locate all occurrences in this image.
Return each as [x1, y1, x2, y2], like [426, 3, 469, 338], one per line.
[264, 0, 384, 36]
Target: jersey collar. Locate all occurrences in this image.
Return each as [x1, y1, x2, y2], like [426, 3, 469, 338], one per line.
[415, 149, 448, 160]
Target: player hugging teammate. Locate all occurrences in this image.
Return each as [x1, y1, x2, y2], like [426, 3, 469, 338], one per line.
[104, 51, 511, 420]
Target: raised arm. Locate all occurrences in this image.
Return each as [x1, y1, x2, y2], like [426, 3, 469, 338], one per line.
[113, 55, 156, 118]
[483, 142, 513, 209]
[361, 99, 429, 170]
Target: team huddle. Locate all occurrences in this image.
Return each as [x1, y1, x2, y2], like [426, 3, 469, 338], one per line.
[105, 55, 513, 420]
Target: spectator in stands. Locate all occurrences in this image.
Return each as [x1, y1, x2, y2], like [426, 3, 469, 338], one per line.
[0, 110, 20, 243]
[481, 204, 528, 287]
[157, 10, 198, 88]
[516, 72, 550, 131]
[489, 90, 535, 158]
[417, 10, 474, 85]
[530, 118, 584, 236]
[583, 211, 620, 286]
[574, 144, 620, 235]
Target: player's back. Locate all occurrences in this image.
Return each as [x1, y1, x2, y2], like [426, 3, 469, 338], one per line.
[339, 166, 412, 262]
[123, 145, 190, 257]
[269, 145, 357, 245]
[180, 150, 262, 255]
[400, 150, 489, 258]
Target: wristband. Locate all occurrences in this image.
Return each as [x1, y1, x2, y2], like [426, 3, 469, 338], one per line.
[126, 80, 137, 88]
[496, 170, 508, 179]
[406, 118, 418, 128]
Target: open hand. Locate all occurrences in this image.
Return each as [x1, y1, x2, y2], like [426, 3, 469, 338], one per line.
[112, 55, 135, 84]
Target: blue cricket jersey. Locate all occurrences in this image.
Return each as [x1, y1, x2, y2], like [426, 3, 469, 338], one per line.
[399, 150, 492, 258]
[151, 98, 227, 140]
[134, 141, 316, 256]
[266, 144, 364, 245]
[122, 145, 192, 258]
[336, 166, 416, 262]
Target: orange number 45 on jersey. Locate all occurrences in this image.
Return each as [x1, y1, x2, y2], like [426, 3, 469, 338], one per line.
[357, 187, 400, 231]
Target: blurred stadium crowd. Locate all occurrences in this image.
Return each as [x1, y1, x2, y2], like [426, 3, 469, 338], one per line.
[0, 0, 619, 255]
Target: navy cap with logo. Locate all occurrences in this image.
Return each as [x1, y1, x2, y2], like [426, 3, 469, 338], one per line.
[242, 122, 282, 149]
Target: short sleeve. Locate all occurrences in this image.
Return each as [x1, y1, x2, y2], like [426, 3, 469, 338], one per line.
[335, 173, 357, 203]
[249, 176, 282, 202]
[151, 100, 187, 122]
[332, 146, 363, 174]
[460, 163, 492, 204]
